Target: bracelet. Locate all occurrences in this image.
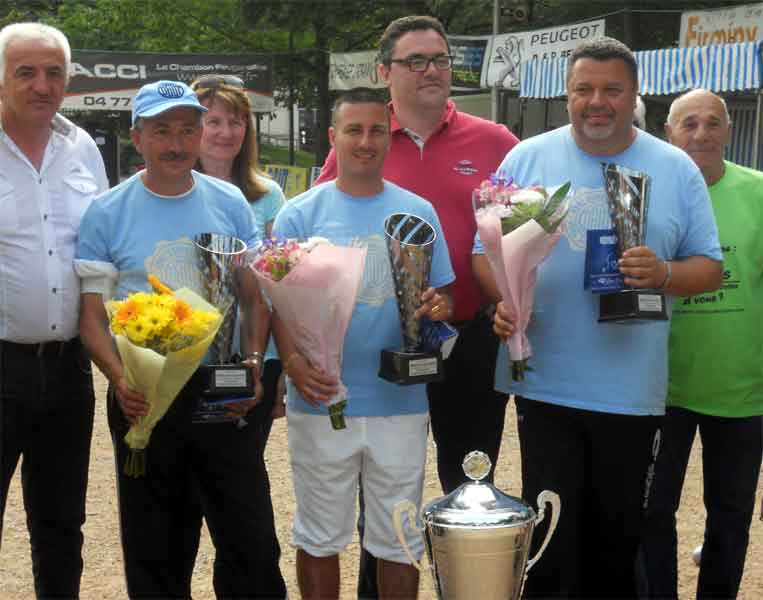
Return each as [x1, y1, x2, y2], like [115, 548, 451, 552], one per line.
[283, 351, 302, 374]
[658, 260, 672, 290]
[242, 351, 263, 366]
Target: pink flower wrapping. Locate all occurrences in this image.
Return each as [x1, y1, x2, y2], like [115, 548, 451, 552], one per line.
[478, 214, 561, 379]
[252, 241, 367, 425]
[475, 179, 569, 381]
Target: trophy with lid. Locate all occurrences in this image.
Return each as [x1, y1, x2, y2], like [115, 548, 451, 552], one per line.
[393, 451, 561, 599]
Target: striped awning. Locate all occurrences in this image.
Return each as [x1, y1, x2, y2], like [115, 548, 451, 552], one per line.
[520, 41, 762, 99]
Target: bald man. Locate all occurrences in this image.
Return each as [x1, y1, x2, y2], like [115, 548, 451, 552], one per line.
[639, 89, 763, 599]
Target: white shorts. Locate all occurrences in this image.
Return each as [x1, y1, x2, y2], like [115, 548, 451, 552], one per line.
[287, 409, 428, 563]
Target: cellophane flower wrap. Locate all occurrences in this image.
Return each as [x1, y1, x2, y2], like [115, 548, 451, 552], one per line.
[252, 237, 366, 430]
[473, 175, 570, 381]
[106, 275, 222, 476]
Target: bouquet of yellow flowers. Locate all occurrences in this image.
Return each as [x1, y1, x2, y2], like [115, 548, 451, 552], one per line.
[106, 275, 222, 476]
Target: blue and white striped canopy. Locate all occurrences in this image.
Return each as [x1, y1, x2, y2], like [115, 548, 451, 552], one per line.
[520, 41, 762, 99]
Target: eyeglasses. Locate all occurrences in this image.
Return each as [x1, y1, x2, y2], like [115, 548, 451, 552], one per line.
[191, 74, 245, 91]
[389, 55, 453, 72]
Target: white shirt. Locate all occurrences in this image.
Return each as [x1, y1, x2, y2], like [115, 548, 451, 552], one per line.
[0, 114, 108, 343]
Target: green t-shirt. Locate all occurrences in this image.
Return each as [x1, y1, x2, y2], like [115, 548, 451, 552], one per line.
[668, 161, 763, 417]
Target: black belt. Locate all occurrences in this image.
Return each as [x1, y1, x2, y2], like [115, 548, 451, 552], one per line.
[0, 337, 80, 358]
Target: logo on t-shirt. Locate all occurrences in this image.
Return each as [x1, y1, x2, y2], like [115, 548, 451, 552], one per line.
[564, 187, 610, 252]
[452, 159, 478, 176]
[356, 234, 395, 306]
[145, 238, 204, 290]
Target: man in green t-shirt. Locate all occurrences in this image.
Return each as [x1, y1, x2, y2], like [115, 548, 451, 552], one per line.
[639, 89, 763, 600]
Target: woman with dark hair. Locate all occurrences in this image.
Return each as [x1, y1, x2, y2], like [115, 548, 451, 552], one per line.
[191, 74, 286, 437]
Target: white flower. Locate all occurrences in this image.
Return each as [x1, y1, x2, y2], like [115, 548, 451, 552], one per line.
[510, 189, 545, 205]
[300, 236, 331, 252]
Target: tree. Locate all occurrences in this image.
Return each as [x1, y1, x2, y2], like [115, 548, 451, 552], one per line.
[3, 0, 751, 166]
[241, 0, 502, 164]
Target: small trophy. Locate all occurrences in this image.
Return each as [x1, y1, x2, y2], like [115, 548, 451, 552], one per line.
[379, 213, 444, 385]
[191, 234, 254, 421]
[597, 164, 668, 322]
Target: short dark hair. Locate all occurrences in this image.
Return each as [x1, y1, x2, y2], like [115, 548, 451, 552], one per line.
[331, 88, 388, 125]
[566, 37, 638, 89]
[378, 15, 450, 66]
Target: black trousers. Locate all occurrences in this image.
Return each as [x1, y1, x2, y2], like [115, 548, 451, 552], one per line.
[0, 339, 95, 599]
[358, 313, 508, 598]
[427, 312, 508, 493]
[515, 396, 661, 599]
[107, 373, 286, 599]
[252, 358, 282, 444]
[638, 407, 762, 599]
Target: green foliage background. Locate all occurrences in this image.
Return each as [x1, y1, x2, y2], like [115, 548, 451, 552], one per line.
[0, 0, 753, 164]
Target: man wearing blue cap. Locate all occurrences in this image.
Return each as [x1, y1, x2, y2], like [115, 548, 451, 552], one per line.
[75, 80, 286, 599]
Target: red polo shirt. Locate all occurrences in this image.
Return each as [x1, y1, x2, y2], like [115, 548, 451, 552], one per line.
[315, 100, 519, 322]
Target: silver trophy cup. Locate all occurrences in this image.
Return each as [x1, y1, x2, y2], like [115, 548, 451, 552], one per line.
[393, 451, 561, 599]
[192, 233, 246, 364]
[190, 233, 255, 404]
[144, 234, 252, 421]
[599, 164, 667, 322]
[378, 213, 443, 385]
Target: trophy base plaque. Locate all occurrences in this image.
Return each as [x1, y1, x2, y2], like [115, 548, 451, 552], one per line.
[598, 289, 668, 323]
[191, 365, 255, 424]
[379, 349, 444, 385]
[201, 364, 254, 397]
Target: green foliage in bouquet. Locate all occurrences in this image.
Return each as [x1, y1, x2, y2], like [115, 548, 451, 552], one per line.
[501, 182, 571, 236]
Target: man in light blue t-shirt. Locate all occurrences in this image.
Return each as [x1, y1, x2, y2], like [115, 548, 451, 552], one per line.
[75, 81, 285, 599]
[478, 38, 723, 598]
[272, 88, 454, 600]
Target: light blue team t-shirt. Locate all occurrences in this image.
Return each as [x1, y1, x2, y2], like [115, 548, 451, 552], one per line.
[76, 170, 258, 300]
[250, 174, 286, 241]
[480, 126, 721, 416]
[236, 174, 285, 361]
[272, 180, 455, 417]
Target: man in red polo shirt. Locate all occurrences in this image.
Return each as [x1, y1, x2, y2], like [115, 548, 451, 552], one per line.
[315, 15, 518, 597]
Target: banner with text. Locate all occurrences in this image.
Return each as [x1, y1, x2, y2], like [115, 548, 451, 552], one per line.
[328, 50, 384, 90]
[328, 20, 605, 92]
[328, 36, 492, 91]
[486, 19, 605, 89]
[680, 2, 763, 47]
[64, 51, 274, 112]
[449, 35, 492, 90]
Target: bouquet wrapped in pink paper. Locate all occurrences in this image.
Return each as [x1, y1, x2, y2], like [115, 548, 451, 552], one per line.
[251, 237, 367, 429]
[473, 175, 570, 381]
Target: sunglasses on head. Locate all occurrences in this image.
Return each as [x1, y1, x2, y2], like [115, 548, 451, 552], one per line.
[191, 74, 245, 90]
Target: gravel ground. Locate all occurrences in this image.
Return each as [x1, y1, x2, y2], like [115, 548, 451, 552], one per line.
[0, 369, 761, 599]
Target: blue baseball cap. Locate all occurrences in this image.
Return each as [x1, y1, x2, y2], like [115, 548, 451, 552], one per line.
[132, 80, 207, 126]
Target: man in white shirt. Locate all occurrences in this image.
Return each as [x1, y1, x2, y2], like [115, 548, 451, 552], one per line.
[0, 22, 108, 598]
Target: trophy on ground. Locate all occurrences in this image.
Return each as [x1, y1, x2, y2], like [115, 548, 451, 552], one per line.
[378, 213, 444, 385]
[393, 451, 561, 600]
[596, 163, 668, 322]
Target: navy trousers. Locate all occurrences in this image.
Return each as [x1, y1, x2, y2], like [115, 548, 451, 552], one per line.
[107, 371, 286, 599]
[638, 406, 762, 599]
[515, 396, 661, 599]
